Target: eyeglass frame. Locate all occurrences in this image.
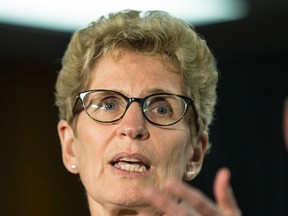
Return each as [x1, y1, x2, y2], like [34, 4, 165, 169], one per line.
[72, 89, 200, 131]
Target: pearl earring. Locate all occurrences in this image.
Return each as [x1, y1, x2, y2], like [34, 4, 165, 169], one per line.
[71, 164, 77, 170]
[186, 170, 196, 178]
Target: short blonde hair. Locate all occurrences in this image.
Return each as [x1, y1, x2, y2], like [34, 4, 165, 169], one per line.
[55, 10, 218, 132]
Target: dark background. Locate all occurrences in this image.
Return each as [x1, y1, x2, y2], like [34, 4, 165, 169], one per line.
[1, 0, 287, 215]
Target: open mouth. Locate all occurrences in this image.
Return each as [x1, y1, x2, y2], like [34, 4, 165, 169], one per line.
[111, 156, 151, 173]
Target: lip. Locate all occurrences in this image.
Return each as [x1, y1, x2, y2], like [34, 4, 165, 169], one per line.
[109, 152, 152, 176]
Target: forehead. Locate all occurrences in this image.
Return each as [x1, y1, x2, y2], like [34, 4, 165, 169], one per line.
[88, 51, 184, 96]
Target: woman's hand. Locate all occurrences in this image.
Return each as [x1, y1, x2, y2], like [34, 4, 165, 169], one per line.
[141, 168, 241, 216]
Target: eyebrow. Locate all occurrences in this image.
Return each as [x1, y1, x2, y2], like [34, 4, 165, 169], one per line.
[144, 88, 176, 95]
[100, 88, 178, 97]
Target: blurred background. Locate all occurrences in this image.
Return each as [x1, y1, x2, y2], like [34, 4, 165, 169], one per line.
[0, 0, 287, 215]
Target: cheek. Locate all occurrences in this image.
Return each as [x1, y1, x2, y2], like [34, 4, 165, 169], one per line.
[74, 125, 112, 189]
[159, 130, 193, 179]
[74, 119, 109, 169]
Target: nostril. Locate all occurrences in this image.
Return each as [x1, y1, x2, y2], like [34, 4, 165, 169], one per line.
[136, 134, 143, 139]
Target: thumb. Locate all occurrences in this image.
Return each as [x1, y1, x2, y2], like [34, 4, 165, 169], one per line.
[213, 167, 241, 216]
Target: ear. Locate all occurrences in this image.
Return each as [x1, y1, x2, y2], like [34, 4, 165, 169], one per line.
[57, 120, 79, 174]
[183, 131, 208, 181]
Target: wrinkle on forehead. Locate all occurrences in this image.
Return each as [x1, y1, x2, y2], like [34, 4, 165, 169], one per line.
[92, 48, 181, 76]
[88, 50, 184, 97]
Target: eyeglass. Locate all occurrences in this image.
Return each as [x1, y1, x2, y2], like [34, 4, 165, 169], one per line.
[73, 89, 200, 130]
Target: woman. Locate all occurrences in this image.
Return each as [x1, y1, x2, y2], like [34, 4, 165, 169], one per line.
[55, 10, 241, 215]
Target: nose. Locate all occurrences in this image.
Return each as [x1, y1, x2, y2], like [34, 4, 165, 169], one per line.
[116, 102, 149, 140]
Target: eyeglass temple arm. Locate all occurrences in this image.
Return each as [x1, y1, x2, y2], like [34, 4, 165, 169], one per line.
[72, 96, 84, 116]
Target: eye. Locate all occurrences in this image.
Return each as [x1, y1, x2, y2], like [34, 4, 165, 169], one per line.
[99, 97, 119, 111]
[154, 105, 170, 115]
[149, 100, 173, 116]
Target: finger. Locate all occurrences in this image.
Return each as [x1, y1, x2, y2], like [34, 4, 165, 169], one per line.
[213, 168, 241, 216]
[283, 99, 288, 151]
[142, 187, 199, 216]
[164, 180, 221, 216]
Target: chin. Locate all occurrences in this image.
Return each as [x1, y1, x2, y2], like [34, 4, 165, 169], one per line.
[116, 186, 145, 203]
[93, 183, 147, 205]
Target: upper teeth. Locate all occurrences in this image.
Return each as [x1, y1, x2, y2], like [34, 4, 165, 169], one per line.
[119, 157, 140, 162]
[114, 157, 147, 172]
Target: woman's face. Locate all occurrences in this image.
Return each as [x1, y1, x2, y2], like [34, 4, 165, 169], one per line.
[58, 51, 207, 212]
